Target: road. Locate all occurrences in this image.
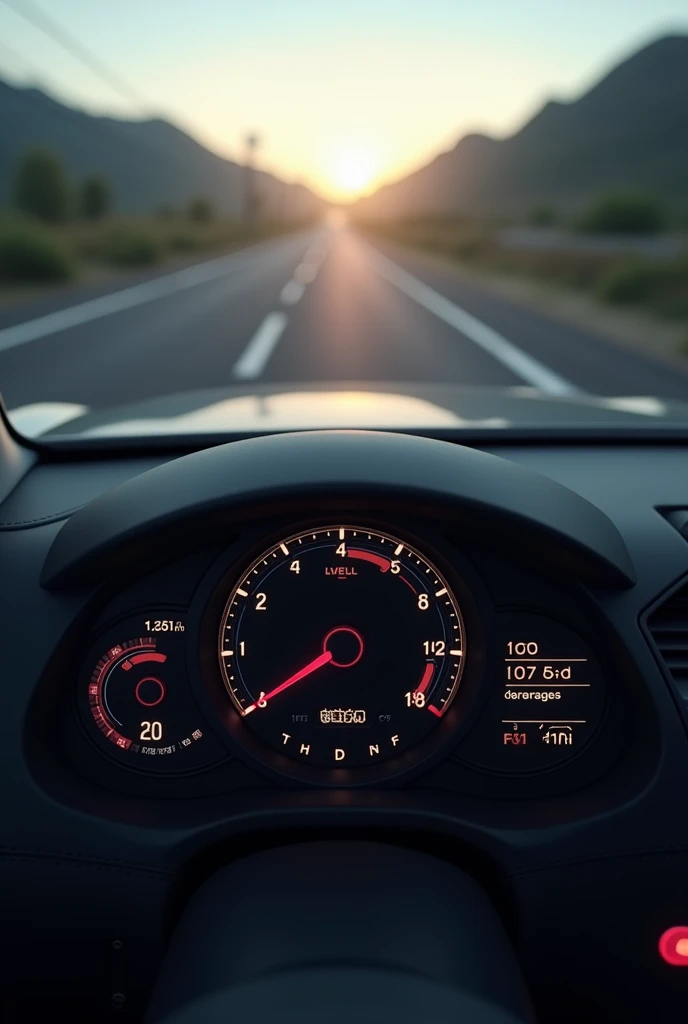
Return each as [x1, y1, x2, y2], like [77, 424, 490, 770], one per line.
[1, 224, 688, 417]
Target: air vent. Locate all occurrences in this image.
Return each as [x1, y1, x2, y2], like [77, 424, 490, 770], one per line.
[663, 510, 688, 540]
[648, 583, 688, 702]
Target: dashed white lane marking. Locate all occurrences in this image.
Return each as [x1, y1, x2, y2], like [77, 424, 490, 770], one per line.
[367, 248, 580, 396]
[0, 249, 267, 353]
[278, 236, 329, 313]
[294, 262, 318, 284]
[235, 233, 333, 377]
[305, 243, 327, 264]
[280, 279, 306, 305]
[233, 311, 289, 380]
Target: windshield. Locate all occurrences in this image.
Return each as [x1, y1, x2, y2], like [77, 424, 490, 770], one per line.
[1, 2, 687, 438]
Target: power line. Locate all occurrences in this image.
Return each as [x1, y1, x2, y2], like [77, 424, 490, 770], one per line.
[0, 0, 152, 114]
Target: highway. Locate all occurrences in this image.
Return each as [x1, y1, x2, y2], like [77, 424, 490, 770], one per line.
[1, 224, 688, 417]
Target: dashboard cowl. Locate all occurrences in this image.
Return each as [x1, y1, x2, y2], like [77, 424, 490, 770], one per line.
[39, 430, 635, 591]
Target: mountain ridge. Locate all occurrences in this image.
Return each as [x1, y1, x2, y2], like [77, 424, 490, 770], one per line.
[355, 34, 688, 219]
[0, 79, 324, 219]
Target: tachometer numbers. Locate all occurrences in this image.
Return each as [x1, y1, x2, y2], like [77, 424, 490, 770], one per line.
[218, 525, 467, 769]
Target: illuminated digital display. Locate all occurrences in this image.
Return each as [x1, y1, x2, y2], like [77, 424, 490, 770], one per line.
[456, 612, 606, 773]
[320, 709, 367, 724]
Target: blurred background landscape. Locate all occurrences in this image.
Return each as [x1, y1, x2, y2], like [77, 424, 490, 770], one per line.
[1, 12, 687, 344]
[353, 35, 688, 340]
[1, 0, 688, 408]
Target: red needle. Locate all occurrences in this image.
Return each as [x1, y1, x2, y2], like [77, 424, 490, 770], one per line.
[242, 650, 333, 715]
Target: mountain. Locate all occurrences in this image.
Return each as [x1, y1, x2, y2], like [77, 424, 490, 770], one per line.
[0, 79, 323, 219]
[355, 35, 688, 220]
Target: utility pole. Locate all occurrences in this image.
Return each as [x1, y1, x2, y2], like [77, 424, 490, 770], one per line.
[243, 132, 260, 223]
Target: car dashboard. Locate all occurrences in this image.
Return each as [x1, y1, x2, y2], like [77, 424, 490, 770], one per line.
[2, 421, 688, 1021]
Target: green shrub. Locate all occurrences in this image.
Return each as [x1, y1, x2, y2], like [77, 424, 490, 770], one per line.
[597, 258, 683, 305]
[100, 227, 161, 267]
[13, 149, 70, 223]
[530, 252, 612, 289]
[0, 225, 74, 283]
[651, 261, 688, 319]
[527, 204, 557, 227]
[452, 234, 490, 261]
[577, 193, 665, 235]
[187, 197, 213, 223]
[79, 175, 112, 220]
[168, 231, 197, 252]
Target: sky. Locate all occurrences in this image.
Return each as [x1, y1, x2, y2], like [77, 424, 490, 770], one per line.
[0, 0, 687, 202]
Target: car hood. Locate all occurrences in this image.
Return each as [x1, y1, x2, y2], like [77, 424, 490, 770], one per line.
[9, 383, 688, 438]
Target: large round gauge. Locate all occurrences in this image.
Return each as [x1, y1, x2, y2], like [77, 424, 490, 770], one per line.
[218, 525, 466, 769]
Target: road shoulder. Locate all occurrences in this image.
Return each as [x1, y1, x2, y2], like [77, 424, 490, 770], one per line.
[366, 238, 688, 374]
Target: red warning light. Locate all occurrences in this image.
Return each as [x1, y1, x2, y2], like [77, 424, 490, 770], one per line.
[659, 927, 688, 966]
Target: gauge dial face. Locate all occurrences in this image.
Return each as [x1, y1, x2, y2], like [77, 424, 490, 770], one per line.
[82, 617, 222, 772]
[218, 526, 466, 769]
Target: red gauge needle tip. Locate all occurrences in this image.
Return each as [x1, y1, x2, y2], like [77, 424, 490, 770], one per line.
[242, 650, 333, 715]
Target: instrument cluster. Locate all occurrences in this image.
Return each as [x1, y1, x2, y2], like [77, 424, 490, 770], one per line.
[72, 518, 611, 791]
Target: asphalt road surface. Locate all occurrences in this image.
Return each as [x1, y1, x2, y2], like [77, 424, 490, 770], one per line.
[2, 224, 688, 416]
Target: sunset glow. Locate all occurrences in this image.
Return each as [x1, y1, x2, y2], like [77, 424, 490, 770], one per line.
[0, 2, 686, 203]
[326, 145, 379, 199]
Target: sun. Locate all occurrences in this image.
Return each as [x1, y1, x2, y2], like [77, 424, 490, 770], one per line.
[327, 145, 378, 199]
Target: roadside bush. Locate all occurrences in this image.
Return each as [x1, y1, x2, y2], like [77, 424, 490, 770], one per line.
[79, 175, 112, 220]
[168, 231, 197, 252]
[577, 193, 665, 235]
[651, 258, 688, 319]
[452, 233, 492, 261]
[532, 252, 613, 289]
[527, 204, 557, 227]
[597, 258, 682, 305]
[597, 258, 667, 301]
[100, 227, 161, 267]
[13, 149, 70, 223]
[187, 197, 213, 223]
[0, 225, 74, 283]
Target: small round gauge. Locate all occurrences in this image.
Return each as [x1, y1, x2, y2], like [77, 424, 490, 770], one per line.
[218, 525, 467, 770]
[82, 616, 221, 772]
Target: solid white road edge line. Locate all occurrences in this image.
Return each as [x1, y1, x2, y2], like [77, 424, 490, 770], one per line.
[233, 311, 289, 380]
[367, 247, 580, 396]
[0, 248, 270, 354]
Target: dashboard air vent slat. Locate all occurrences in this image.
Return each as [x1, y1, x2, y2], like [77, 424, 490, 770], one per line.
[648, 583, 688, 702]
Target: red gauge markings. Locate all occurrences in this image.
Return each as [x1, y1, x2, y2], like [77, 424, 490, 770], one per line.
[416, 662, 435, 695]
[347, 549, 390, 571]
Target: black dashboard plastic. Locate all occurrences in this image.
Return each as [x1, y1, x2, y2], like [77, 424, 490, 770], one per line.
[40, 429, 635, 590]
[3, 416, 688, 1021]
[145, 842, 535, 1024]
